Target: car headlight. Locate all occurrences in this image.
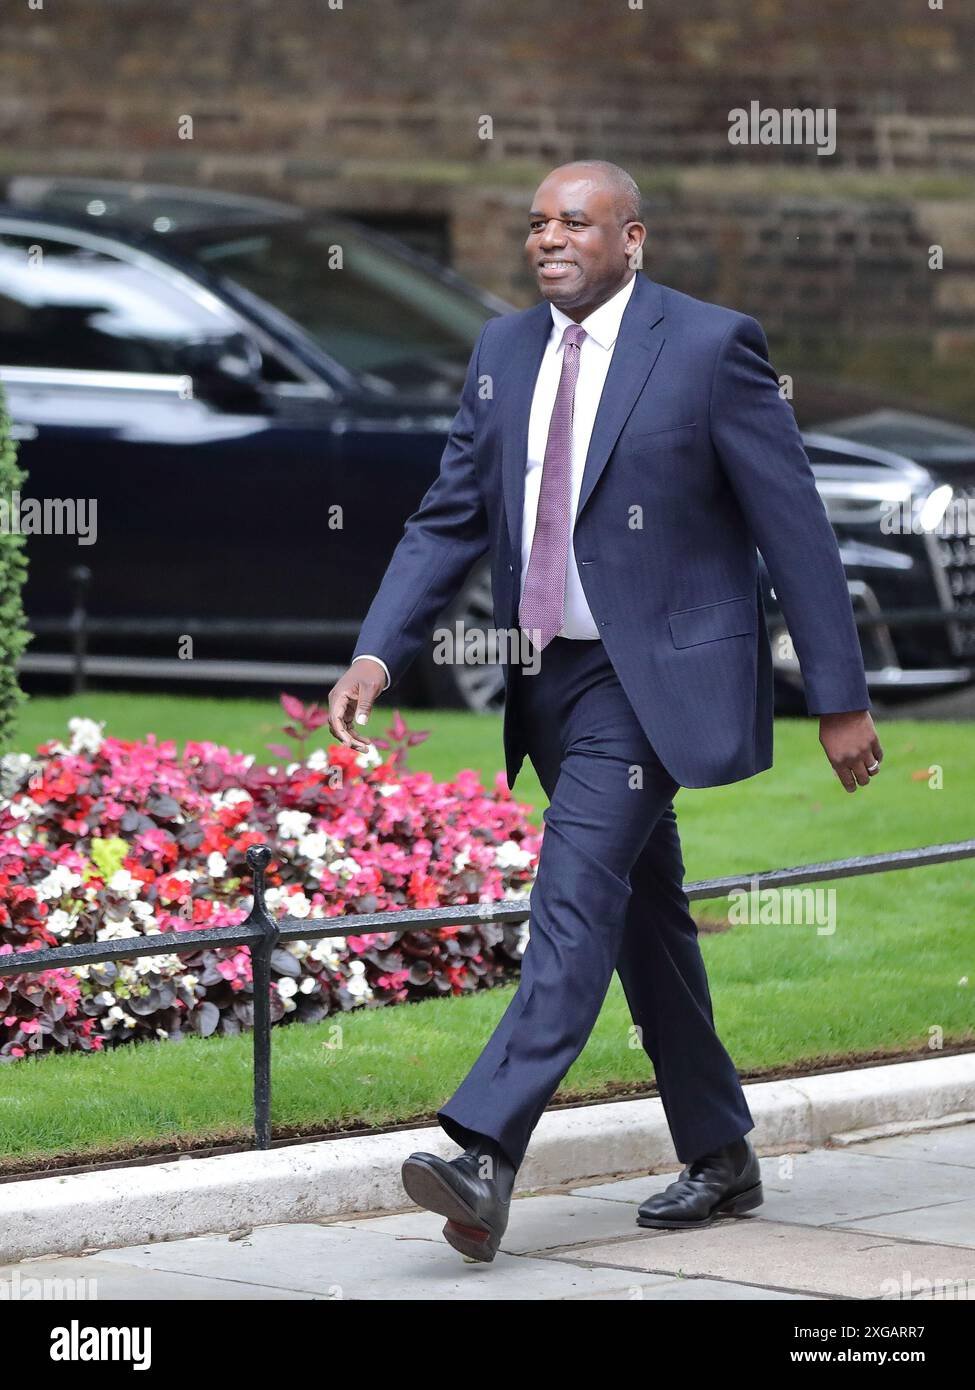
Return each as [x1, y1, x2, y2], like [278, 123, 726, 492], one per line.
[916, 484, 954, 534]
[817, 478, 914, 527]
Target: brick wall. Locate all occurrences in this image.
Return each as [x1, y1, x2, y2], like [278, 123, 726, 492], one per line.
[1, 0, 973, 411]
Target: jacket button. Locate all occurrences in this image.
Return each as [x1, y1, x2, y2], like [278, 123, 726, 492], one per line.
[508, 564, 513, 573]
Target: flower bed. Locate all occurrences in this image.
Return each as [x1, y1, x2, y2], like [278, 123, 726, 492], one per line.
[0, 702, 540, 1060]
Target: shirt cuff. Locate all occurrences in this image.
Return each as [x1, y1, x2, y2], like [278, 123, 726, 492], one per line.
[352, 654, 391, 692]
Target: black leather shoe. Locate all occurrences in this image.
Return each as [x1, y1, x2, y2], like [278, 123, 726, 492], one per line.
[636, 1136, 763, 1230]
[401, 1136, 517, 1263]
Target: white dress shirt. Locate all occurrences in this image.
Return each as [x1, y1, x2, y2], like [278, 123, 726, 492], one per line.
[354, 273, 637, 688]
[521, 272, 637, 638]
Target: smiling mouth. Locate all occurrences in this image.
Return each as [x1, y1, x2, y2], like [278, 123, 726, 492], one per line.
[538, 260, 577, 278]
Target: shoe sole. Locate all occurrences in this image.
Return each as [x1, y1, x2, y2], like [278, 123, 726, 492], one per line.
[636, 1180, 765, 1230]
[401, 1156, 501, 1263]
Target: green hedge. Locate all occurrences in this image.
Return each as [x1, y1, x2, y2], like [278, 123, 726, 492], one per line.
[0, 387, 30, 749]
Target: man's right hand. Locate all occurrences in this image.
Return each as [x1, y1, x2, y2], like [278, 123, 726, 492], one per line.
[327, 659, 386, 752]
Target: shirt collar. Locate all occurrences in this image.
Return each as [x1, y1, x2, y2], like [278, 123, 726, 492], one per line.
[549, 272, 637, 351]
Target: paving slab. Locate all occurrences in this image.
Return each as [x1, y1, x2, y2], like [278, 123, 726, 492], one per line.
[561, 1277, 821, 1300]
[539, 1220, 975, 1300]
[572, 1132, 975, 1228]
[837, 1196, 975, 1249]
[0, 1256, 318, 1300]
[338, 1191, 646, 1254]
[749, 1148, 975, 1226]
[93, 1221, 684, 1300]
[842, 1123, 975, 1168]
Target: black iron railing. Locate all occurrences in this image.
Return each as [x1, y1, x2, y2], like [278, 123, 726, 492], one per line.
[2, 839, 973, 1149]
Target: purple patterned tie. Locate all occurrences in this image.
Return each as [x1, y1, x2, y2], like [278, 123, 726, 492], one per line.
[519, 322, 587, 652]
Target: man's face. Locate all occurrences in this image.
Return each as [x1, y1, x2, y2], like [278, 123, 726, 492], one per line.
[524, 169, 644, 317]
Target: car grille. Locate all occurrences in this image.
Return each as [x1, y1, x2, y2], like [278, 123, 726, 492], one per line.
[930, 481, 975, 657]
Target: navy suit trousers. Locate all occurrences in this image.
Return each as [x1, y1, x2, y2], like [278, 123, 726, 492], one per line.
[437, 636, 755, 1169]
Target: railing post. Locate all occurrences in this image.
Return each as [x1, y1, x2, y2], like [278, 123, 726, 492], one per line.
[246, 845, 279, 1150]
[68, 564, 91, 695]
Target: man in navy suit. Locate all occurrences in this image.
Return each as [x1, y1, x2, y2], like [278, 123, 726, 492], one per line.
[328, 160, 883, 1263]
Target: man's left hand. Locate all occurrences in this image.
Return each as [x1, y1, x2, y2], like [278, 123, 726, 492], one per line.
[819, 710, 883, 793]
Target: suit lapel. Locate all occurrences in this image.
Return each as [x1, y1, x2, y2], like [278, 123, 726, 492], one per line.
[500, 275, 667, 557]
[576, 274, 665, 523]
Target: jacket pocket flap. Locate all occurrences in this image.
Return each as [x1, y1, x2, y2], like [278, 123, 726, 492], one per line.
[668, 596, 757, 649]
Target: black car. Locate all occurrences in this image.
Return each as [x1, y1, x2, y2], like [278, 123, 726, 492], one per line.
[0, 179, 971, 712]
[814, 409, 975, 668]
[765, 431, 973, 709]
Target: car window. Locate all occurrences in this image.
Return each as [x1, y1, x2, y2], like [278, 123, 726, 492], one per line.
[187, 222, 495, 399]
[0, 229, 252, 376]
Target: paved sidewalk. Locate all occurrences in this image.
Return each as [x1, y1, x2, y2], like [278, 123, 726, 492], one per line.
[4, 1122, 974, 1300]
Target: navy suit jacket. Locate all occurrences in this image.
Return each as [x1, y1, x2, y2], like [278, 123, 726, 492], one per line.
[352, 272, 870, 791]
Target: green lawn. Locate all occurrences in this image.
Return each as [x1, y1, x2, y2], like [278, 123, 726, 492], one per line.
[1, 691, 972, 1171]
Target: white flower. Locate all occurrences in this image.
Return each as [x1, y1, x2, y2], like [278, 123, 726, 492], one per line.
[137, 953, 180, 974]
[45, 908, 76, 938]
[329, 857, 362, 880]
[299, 976, 317, 994]
[306, 748, 330, 771]
[298, 831, 333, 860]
[346, 965, 372, 1001]
[209, 787, 252, 811]
[284, 892, 311, 919]
[354, 743, 383, 770]
[182, 975, 199, 990]
[129, 900, 156, 924]
[276, 809, 311, 839]
[376, 783, 399, 797]
[453, 848, 471, 873]
[309, 937, 344, 964]
[276, 977, 298, 999]
[0, 752, 31, 800]
[93, 991, 116, 1008]
[36, 864, 83, 901]
[96, 919, 140, 941]
[207, 851, 228, 879]
[67, 716, 105, 756]
[494, 839, 533, 871]
[101, 1005, 136, 1031]
[108, 868, 140, 899]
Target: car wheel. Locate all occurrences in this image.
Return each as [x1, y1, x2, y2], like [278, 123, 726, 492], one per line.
[421, 559, 507, 713]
